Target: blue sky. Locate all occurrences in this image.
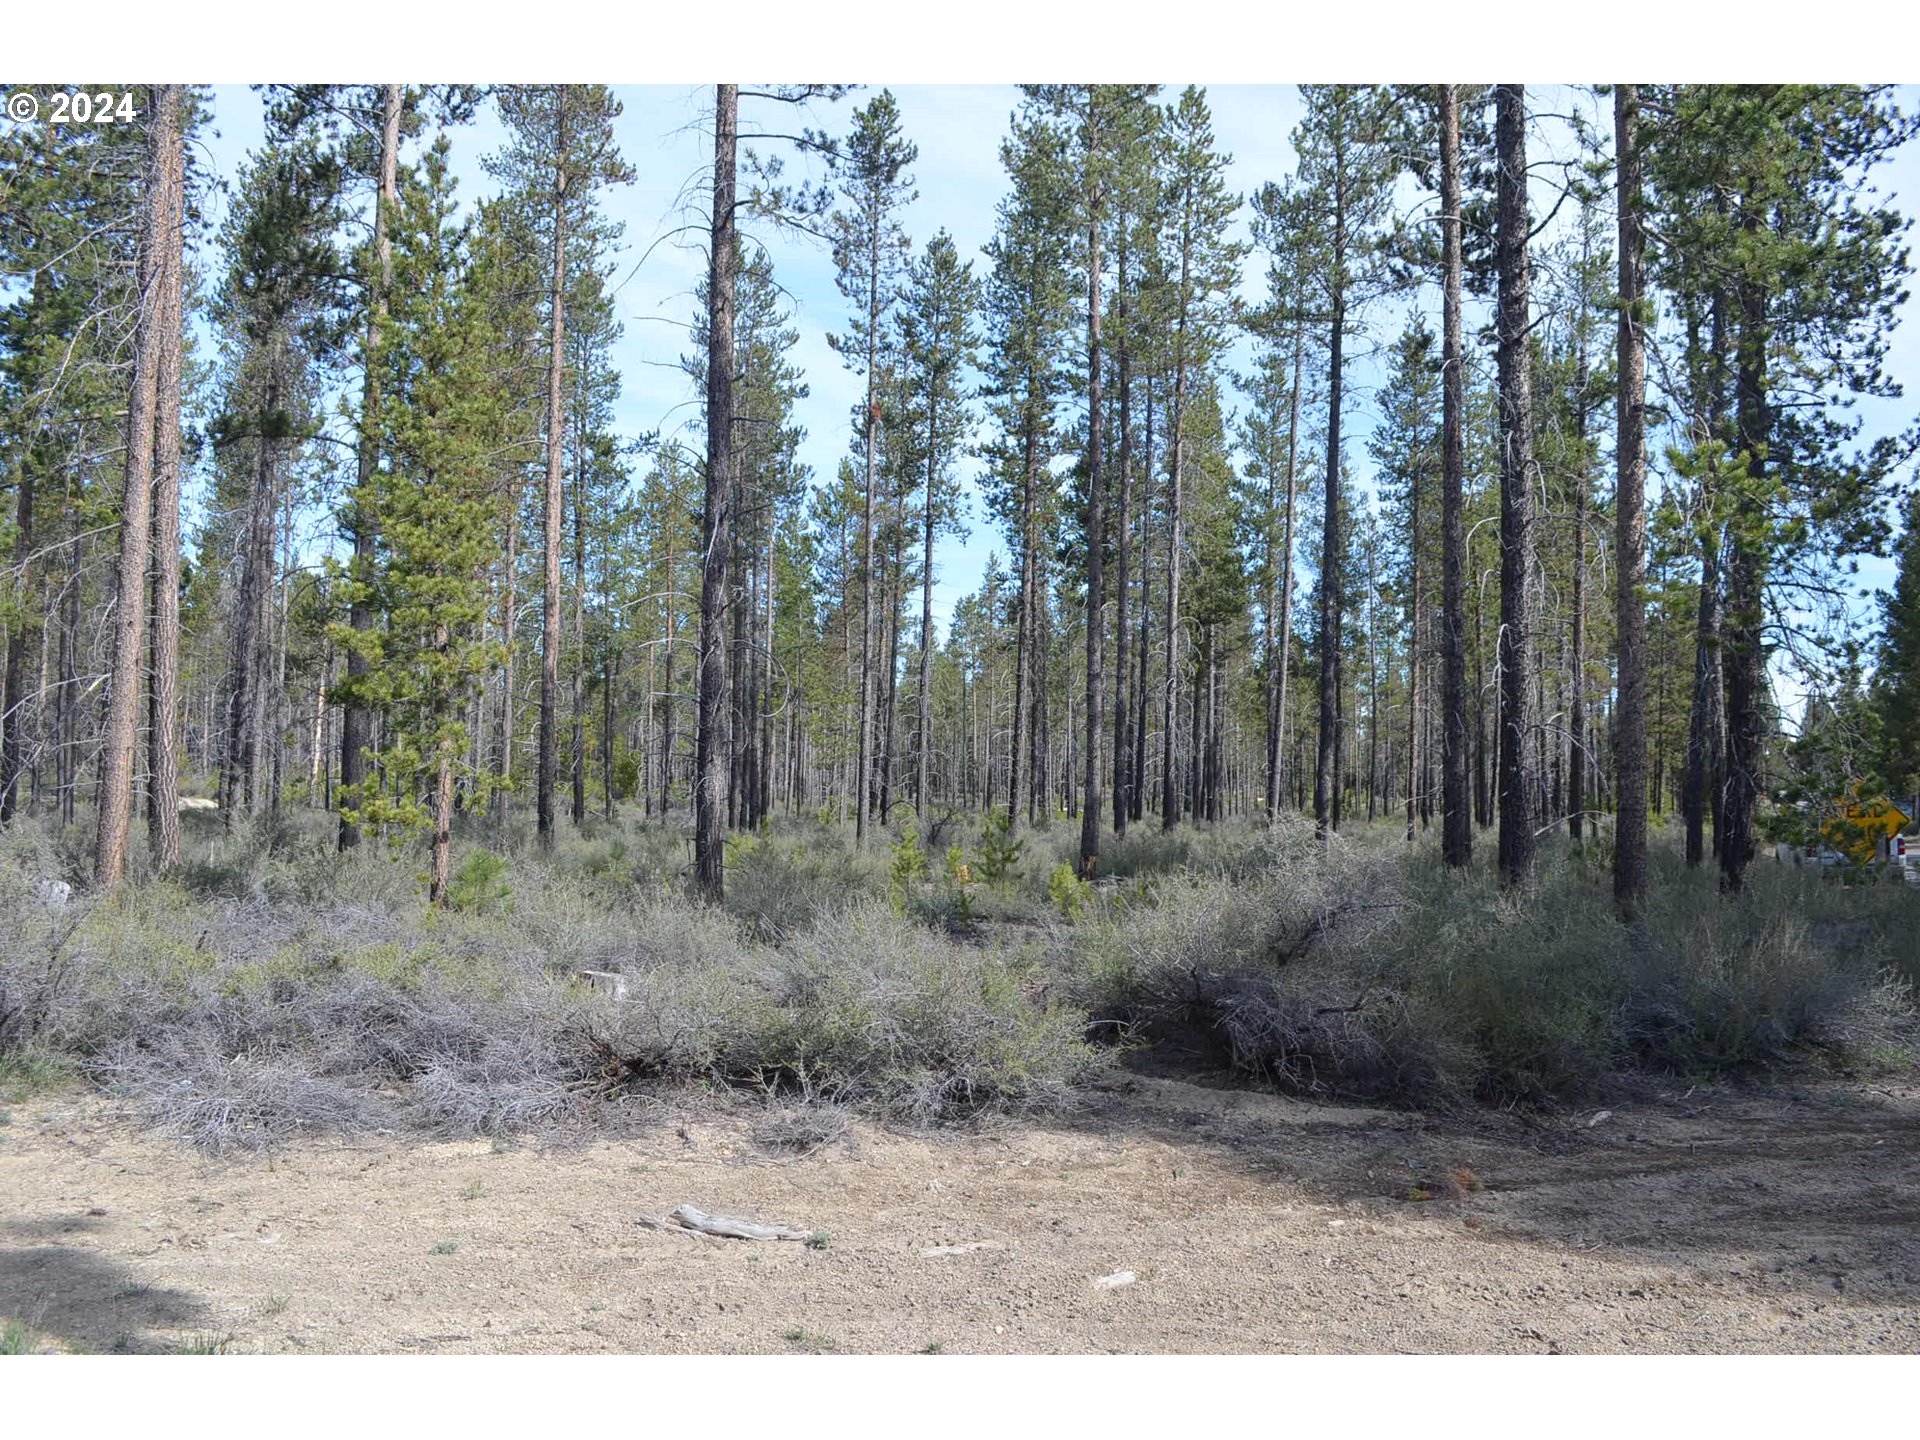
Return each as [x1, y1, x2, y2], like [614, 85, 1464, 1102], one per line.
[189, 83, 1920, 691]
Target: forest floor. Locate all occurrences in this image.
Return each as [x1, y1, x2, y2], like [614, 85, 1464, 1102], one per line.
[5, 1069, 1918, 1355]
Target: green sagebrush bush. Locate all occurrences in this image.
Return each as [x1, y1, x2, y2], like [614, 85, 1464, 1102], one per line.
[1061, 824, 1915, 1105]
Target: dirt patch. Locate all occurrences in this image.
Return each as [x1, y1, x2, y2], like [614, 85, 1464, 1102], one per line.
[2, 1074, 1917, 1353]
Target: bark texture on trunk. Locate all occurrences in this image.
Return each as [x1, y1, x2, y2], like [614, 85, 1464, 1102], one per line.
[1494, 84, 1540, 885]
[694, 85, 738, 901]
[96, 83, 182, 886]
[1111, 235, 1132, 836]
[1721, 258, 1770, 894]
[147, 112, 187, 869]
[1613, 83, 1650, 912]
[1079, 104, 1105, 877]
[537, 89, 571, 846]
[1314, 298, 1343, 838]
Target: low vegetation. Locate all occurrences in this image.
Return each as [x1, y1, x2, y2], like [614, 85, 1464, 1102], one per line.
[1, 807, 1913, 1153]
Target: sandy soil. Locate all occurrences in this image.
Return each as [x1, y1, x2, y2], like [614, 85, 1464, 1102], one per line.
[4, 1072, 1917, 1354]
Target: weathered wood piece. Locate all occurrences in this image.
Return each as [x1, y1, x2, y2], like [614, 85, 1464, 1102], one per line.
[664, 1203, 813, 1241]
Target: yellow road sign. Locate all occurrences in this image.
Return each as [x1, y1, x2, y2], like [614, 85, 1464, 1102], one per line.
[1822, 793, 1912, 864]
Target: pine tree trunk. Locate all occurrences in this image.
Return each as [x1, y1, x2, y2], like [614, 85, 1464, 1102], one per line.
[694, 84, 737, 901]
[95, 84, 180, 886]
[855, 211, 882, 847]
[1133, 380, 1154, 823]
[1439, 84, 1472, 869]
[1079, 107, 1105, 875]
[538, 91, 570, 847]
[1612, 82, 1650, 911]
[1314, 300, 1343, 839]
[1111, 232, 1132, 837]
[147, 117, 187, 869]
[571, 427, 587, 828]
[1494, 84, 1541, 884]
[0, 280, 44, 825]
[1569, 308, 1590, 844]
[916, 387, 937, 821]
[1407, 441, 1423, 844]
[1008, 423, 1035, 829]
[1161, 247, 1191, 833]
[880, 534, 903, 823]
[1720, 254, 1769, 893]
[1275, 327, 1303, 820]
[495, 479, 519, 814]
[341, 83, 401, 850]
[428, 745, 454, 906]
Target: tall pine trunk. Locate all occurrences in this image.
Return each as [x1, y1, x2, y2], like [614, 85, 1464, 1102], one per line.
[571, 427, 587, 827]
[1111, 234, 1132, 836]
[341, 83, 401, 850]
[916, 381, 938, 821]
[1721, 250, 1769, 894]
[1568, 342, 1589, 844]
[96, 84, 180, 886]
[537, 91, 571, 847]
[1612, 83, 1650, 911]
[854, 212, 882, 846]
[1079, 110, 1105, 875]
[1314, 299, 1344, 838]
[1439, 85, 1472, 868]
[1161, 237, 1191, 833]
[147, 118, 187, 868]
[1406, 434, 1424, 844]
[1494, 84, 1540, 884]
[694, 85, 737, 900]
[1132, 380, 1154, 822]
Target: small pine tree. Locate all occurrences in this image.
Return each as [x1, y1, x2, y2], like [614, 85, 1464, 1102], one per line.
[976, 808, 1024, 884]
[888, 824, 929, 907]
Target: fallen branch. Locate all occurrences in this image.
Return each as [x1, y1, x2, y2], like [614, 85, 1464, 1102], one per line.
[662, 1203, 815, 1241]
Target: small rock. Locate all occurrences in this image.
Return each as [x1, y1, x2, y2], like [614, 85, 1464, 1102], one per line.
[1093, 1270, 1136, 1290]
[87, 1206, 108, 1217]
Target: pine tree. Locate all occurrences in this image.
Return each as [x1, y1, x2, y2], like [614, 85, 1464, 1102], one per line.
[1371, 321, 1442, 843]
[828, 91, 918, 847]
[1288, 84, 1400, 840]
[489, 85, 632, 848]
[1438, 84, 1474, 868]
[982, 114, 1072, 830]
[339, 84, 403, 853]
[208, 131, 347, 824]
[895, 231, 980, 823]
[96, 85, 186, 886]
[1494, 84, 1542, 884]
[1614, 81, 1651, 911]
[331, 140, 506, 903]
[1154, 86, 1244, 832]
[1649, 85, 1916, 890]
[695, 84, 739, 900]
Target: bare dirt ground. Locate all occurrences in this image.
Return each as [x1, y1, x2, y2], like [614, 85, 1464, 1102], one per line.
[4, 1071, 1918, 1354]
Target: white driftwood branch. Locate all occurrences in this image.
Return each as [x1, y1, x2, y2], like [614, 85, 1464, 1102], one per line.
[665, 1203, 814, 1241]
